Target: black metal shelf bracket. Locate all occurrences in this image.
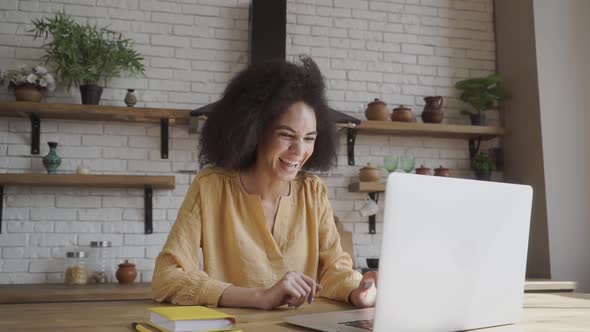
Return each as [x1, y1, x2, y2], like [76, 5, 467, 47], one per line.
[160, 118, 169, 159]
[0, 186, 3, 233]
[30, 114, 40, 154]
[368, 192, 380, 234]
[144, 185, 153, 234]
[347, 128, 357, 166]
[469, 136, 483, 160]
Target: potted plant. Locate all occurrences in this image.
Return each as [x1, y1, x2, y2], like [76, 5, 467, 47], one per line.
[0, 64, 56, 102]
[471, 152, 495, 181]
[30, 11, 145, 105]
[455, 74, 508, 126]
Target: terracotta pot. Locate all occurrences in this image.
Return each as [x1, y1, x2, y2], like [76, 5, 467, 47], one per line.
[359, 163, 381, 182]
[434, 166, 451, 177]
[365, 98, 390, 121]
[415, 164, 431, 175]
[391, 105, 415, 122]
[15, 85, 42, 102]
[422, 96, 444, 123]
[116, 260, 137, 284]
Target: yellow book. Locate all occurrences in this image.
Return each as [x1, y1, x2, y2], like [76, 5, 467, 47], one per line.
[147, 306, 236, 332]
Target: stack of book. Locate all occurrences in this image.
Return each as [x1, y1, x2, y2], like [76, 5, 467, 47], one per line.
[144, 306, 239, 332]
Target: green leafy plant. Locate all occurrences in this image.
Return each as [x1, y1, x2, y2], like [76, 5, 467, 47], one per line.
[455, 74, 509, 118]
[471, 152, 495, 172]
[30, 11, 145, 89]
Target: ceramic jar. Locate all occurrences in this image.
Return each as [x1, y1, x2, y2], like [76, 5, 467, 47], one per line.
[391, 105, 415, 122]
[365, 98, 390, 121]
[359, 163, 381, 182]
[42, 142, 61, 174]
[422, 96, 444, 123]
[415, 165, 431, 175]
[434, 166, 451, 177]
[116, 260, 137, 284]
[124, 89, 137, 107]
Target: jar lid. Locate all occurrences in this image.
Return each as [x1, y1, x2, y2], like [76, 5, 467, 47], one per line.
[416, 164, 430, 171]
[66, 251, 87, 258]
[90, 241, 112, 247]
[394, 105, 411, 111]
[368, 98, 386, 106]
[435, 165, 448, 170]
[360, 162, 377, 170]
[118, 259, 135, 268]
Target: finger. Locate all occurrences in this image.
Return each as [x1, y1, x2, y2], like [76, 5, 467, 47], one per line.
[287, 281, 307, 306]
[292, 277, 311, 308]
[297, 273, 317, 304]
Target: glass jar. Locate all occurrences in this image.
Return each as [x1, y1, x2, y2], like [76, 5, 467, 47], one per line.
[64, 251, 88, 285]
[88, 241, 112, 284]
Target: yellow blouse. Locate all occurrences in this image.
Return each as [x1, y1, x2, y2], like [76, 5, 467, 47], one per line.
[151, 167, 362, 306]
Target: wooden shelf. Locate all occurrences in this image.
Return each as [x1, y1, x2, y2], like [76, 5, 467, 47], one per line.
[0, 173, 176, 234]
[0, 173, 175, 189]
[0, 101, 191, 125]
[0, 101, 192, 158]
[348, 181, 385, 193]
[355, 120, 507, 139]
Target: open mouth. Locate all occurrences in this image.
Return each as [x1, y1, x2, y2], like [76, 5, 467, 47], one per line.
[279, 157, 300, 169]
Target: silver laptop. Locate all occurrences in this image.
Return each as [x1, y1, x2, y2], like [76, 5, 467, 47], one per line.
[285, 173, 533, 332]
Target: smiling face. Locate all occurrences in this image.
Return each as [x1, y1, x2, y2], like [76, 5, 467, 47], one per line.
[256, 101, 317, 182]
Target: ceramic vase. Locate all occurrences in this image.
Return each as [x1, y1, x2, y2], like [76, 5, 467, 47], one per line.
[124, 89, 137, 107]
[15, 85, 42, 102]
[42, 142, 61, 174]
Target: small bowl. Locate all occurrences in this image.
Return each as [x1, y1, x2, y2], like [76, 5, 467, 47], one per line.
[366, 258, 379, 269]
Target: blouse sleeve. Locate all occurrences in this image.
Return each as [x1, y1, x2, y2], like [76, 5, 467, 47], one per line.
[315, 178, 363, 303]
[151, 178, 232, 306]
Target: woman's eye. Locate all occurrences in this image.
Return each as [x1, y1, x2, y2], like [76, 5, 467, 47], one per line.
[280, 133, 294, 138]
[305, 137, 316, 141]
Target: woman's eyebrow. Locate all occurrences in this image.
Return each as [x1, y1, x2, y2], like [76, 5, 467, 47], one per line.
[275, 125, 317, 136]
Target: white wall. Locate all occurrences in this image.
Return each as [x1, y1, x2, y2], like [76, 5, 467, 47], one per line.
[534, 0, 590, 291]
[0, 0, 496, 283]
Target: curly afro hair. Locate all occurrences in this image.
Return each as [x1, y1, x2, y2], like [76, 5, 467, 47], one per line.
[199, 56, 337, 172]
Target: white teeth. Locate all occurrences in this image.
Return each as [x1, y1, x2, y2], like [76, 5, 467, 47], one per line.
[280, 158, 299, 168]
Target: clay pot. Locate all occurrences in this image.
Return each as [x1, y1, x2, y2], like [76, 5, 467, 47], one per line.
[415, 165, 431, 175]
[391, 105, 415, 122]
[434, 166, 451, 177]
[365, 98, 390, 121]
[359, 163, 381, 182]
[422, 96, 444, 123]
[116, 260, 137, 284]
[15, 85, 42, 102]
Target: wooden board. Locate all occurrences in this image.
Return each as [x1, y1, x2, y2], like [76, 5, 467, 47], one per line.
[0, 294, 589, 331]
[525, 279, 576, 292]
[0, 283, 152, 304]
[0, 101, 192, 125]
[0, 174, 175, 189]
[348, 181, 385, 193]
[356, 120, 507, 139]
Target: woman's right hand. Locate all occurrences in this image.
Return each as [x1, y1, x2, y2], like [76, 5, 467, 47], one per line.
[258, 271, 322, 310]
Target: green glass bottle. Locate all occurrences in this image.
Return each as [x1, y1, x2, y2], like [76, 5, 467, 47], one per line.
[42, 141, 61, 174]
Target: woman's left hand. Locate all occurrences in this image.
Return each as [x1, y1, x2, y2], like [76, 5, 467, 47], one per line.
[348, 271, 378, 308]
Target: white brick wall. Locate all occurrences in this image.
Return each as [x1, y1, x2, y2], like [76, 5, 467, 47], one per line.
[0, 0, 497, 283]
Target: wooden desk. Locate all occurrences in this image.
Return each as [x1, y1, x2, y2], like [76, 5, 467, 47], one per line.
[0, 293, 588, 331]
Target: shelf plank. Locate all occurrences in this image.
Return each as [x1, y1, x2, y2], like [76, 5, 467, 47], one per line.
[0, 174, 175, 189]
[0, 101, 192, 125]
[355, 120, 507, 139]
[348, 181, 385, 193]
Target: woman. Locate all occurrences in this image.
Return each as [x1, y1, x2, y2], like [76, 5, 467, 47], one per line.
[152, 56, 377, 310]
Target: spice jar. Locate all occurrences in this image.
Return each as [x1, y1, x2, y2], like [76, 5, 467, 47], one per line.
[116, 260, 137, 285]
[359, 163, 381, 182]
[88, 241, 112, 284]
[64, 251, 88, 285]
